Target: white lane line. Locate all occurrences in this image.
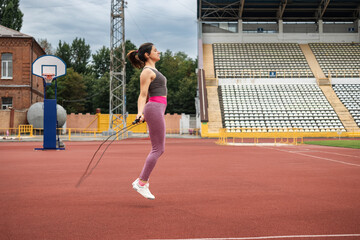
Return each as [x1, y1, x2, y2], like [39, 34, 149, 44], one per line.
[146, 233, 360, 240]
[262, 146, 360, 167]
[310, 150, 360, 159]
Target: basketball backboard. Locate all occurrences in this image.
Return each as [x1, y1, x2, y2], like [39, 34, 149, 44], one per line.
[32, 55, 67, 83]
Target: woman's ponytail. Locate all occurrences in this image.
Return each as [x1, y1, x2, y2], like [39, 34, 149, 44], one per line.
[126, 43, 154, 69]
[126, 50, 144, 69]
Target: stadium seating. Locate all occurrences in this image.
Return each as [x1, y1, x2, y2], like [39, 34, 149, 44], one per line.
[333, 84, 360, 128]
[219, 84, 345, 132]
[213, 43, 314, 78]
[309, 43, 360, 78]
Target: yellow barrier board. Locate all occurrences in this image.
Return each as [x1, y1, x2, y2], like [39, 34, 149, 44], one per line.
[97, 114, 147, 133]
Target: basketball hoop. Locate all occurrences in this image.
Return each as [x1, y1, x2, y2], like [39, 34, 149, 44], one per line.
[42, 73, 55, 84]
[31, 55, 67, 150]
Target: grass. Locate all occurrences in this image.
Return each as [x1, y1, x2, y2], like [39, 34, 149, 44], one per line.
[304, 139, 360, 149]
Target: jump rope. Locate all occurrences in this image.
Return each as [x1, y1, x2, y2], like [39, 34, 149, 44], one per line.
[75, 117, 145, 188]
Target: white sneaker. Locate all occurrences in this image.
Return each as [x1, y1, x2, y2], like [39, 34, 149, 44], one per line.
[132, 178, 155, 200]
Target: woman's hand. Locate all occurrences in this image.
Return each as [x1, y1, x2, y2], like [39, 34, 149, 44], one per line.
[135, 113, 145, 124]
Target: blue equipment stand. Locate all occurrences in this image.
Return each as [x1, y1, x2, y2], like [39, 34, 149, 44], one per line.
[35, 79, 65, 151]
[43, 99, 57, 149]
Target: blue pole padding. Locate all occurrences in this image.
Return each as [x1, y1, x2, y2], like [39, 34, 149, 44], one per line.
[43, 99, 57, 149]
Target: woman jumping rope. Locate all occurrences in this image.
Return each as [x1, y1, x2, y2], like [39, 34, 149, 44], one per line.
[127, 43, 167, 200]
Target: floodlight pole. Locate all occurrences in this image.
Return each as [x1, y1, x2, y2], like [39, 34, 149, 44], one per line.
[109, 0, 127, 134]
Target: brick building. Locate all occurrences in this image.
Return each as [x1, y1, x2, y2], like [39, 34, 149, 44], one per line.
[0, 25, 45, 110]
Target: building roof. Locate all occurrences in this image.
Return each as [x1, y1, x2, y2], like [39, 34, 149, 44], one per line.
[198, 0, 360, 22]
[0, 25, 32, 38]
[0, 25, 46, 55]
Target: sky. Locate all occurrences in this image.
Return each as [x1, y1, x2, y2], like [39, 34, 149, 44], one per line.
[19, 0, 198, 59]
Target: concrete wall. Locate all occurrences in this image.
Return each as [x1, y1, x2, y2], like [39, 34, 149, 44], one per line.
[201, 20, 360, 44]
[331, 78, 360, 84]
[0, 109, 28, 128]
[243, 23, 278, 33]
[14, 110, 28, 128]
[283, 23, 317, 33]
[0, 109, 11, 128]
[66, 113, 98, 129]
[323, 23, 358, 33]
[203, 24, 234, 33]
[164, 113, 181, 133]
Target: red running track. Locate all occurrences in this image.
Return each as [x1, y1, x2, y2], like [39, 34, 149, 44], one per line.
[0, 139, 359, 240]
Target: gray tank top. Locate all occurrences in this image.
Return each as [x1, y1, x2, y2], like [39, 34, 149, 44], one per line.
[145, 67, 167, 97]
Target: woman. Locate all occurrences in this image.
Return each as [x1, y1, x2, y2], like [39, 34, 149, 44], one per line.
[127, 43, 167, 200]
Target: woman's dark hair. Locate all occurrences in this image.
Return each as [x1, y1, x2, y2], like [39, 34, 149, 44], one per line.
[126, 42, 154, 69]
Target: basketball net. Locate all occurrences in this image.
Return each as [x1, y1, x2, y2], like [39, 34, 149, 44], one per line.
[42, 73, 55, 84]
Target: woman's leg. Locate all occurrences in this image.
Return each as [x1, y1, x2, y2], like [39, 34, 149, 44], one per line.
[139, 102, 166, 181]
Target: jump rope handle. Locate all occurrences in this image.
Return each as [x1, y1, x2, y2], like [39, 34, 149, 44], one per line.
[132, 117, 145, 125]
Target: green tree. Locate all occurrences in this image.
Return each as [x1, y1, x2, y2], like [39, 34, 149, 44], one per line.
[123, 40, 136, 82]
[91, 46, 110, 79]
[86, 45, 111, 113]
[157, 50, 197, 114]
[91, 72, 110, 113]
[0, 0, 23, 31]
[71, 37, 91, 74]
[82, 73, 97, 113]
[55, 41, 72, 68]
[57, 68, 87, 113]
[81, 72, 110, 114]
[172, 74, 197, 113]
[37, 38, 54, 55]
[126, 68, 141, 114]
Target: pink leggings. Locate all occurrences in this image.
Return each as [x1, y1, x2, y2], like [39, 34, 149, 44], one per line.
[139, 101, 166, 181]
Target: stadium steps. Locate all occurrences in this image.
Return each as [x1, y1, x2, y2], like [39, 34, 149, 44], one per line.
[203, 44, 215, 78]
[299, 44, 326, 80]
[317, 78, 331, 86]
[320, 86, 360, 132]
[206, 86, 222, 133]
[206, 77, 217, 86]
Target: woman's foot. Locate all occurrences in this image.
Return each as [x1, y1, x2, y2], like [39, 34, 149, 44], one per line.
[132, 178, 155, 200]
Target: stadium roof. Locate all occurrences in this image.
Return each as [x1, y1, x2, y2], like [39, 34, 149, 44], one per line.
[197, 0, 360, 22]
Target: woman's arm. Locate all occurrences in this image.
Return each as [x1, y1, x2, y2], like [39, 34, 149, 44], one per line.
[136, 69, 155, 123]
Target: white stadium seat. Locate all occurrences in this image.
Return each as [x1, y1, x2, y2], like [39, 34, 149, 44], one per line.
[219, 84, 345, 132]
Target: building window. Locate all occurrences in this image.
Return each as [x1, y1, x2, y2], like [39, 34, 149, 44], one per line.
[1, 97, 12, 109]
[1, 53, 13, 79]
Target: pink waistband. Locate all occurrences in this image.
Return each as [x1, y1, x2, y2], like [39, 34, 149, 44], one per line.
[149, 96, 167, 105]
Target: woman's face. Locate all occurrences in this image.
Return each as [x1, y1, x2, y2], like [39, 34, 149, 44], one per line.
[148, 45, 161, 62]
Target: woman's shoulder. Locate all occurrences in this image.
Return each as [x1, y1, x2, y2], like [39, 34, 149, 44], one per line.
[143, 66, 158, 71]
[140, 67, 156, 79]
[141, 67, 155, 74]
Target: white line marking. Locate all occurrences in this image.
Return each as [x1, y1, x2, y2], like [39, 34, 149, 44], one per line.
[310, 150, 360, 159]
[262, 147, 360, 167]
[146, 233, 360, 240]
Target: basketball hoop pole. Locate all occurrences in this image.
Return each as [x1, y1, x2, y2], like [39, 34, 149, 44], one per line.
[32, 55, 67, 151]
[55, 77, 57, 100]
